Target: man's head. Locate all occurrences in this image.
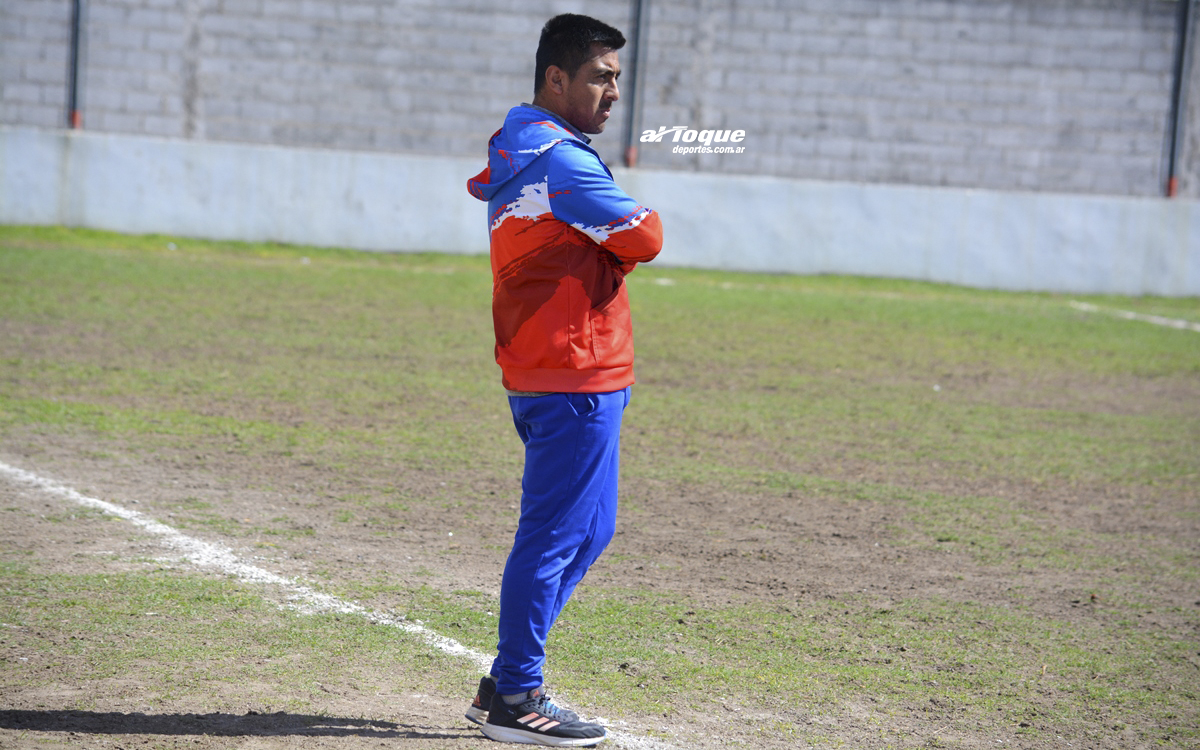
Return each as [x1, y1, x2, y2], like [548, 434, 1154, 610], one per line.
[531, 14, 626, 135]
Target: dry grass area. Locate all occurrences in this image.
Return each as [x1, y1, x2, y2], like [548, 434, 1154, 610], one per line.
[1, 226, 1197, 749]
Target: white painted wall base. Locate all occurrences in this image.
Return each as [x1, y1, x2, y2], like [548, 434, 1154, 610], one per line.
[3, 126, 1198, 296]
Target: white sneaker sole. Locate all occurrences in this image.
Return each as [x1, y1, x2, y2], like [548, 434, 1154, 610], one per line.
[465, 706, 488, 726]
[480, 722, 606, 746]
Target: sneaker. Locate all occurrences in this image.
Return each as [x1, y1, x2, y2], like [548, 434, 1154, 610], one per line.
[481, 686, 605, 746]
[466, 675, 497, 726]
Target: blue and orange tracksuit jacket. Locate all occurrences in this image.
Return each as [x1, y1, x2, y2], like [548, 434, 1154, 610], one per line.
[467, 105, 663, 393]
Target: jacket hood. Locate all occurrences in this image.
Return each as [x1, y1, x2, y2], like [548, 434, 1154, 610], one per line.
[467, 105, 590, 201]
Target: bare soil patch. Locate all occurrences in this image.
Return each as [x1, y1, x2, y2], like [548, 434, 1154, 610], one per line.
[2, 417, 1197, 749]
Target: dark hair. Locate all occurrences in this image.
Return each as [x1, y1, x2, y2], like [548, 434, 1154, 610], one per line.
[534, 14, 626, 94]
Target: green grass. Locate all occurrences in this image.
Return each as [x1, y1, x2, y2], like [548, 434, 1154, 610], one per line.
[0, 557, 477, 712]
[546, 592, 1198, 734]
[3, 226, 1196, 487]
[2, 225, 1198, 747]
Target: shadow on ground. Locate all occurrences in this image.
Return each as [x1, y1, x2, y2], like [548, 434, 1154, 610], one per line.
[0, 709, 474, 740]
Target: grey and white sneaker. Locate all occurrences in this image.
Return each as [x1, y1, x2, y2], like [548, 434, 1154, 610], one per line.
[481, 685, 605, 746]
[466, 675, 497, 726]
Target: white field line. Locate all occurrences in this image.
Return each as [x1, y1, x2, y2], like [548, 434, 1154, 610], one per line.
[1069, 300, 1200, 332]
[0, 459, 677, 750]
[0, 459, 492, 669]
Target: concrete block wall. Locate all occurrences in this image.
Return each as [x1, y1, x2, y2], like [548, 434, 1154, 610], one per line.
[186, 0, 635, 168]
[636, 0, 1183, 196]
[69, 0, 634, 168]
[0, 0, 73, 129]
[1180, 0, 1200, 196]
[1, 0, 1195, 198]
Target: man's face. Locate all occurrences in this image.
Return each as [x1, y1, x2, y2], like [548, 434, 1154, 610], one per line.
[560, 47, 621, 134]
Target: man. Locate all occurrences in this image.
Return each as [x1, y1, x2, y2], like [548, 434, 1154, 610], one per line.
[465, 12, 663, 748]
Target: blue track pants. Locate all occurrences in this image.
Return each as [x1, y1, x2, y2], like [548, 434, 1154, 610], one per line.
[490, 387, 630, 696]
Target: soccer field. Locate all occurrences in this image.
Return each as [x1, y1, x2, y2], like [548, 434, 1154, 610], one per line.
[1, 225, 1197, 749]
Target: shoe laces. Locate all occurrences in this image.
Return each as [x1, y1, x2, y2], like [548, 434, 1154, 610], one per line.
[530, 687, 570, 720]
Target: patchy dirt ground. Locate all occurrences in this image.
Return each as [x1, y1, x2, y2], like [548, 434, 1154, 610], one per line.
[2, 419, 1197, 750]
[2, 230, 1197, 748]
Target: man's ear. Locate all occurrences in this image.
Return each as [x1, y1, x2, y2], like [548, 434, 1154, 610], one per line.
[544, 65, 568, 96]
